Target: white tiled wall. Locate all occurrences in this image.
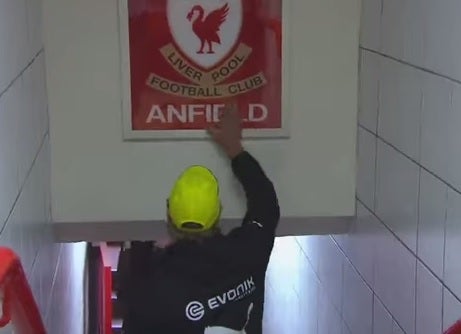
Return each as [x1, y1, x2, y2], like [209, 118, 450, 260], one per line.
[274, 0, 461, 333]
[0, 1, 85, 333]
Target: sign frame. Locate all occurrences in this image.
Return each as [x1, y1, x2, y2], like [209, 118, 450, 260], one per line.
[118, 0, 292, 141]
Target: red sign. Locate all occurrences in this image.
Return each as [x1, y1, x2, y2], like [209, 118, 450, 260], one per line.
[126, 0, 282, 132]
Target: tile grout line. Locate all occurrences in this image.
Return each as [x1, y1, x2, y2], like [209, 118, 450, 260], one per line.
[305, 222, 422, 332]
[27, 132, 51, 274]
[331, 231, 407, 333]
[0, 48, 46, 232]
[43, 244, 63, 323]
[441, 169, 449, 332]
[360, 46, 461, 86]
[414, 254, 419, 334]
[295, 236, 344, 320]
[440, 86, 457, 329]
[0, 130, 49, 235]
[414, 163, 422, 332]
[0, 49, 44, 100]
[339, 246, 345, 325]
[359, 124, 461, 198]
[371, 290, 375, 333]
[315, 272, 320, 333]
[357, 197, 461, 306]
[373, 59, 381, 212]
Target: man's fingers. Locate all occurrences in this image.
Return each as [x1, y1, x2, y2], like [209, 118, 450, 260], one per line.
[229, 102, 238, 115]
[206, 125, 221, 137]
[223, 102, 238, 116]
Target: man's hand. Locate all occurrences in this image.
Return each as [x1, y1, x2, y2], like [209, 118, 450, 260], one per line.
[207, 103, 244, 159]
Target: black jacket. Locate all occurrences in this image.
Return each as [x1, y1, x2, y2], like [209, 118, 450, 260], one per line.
[117, 151, 280, 333]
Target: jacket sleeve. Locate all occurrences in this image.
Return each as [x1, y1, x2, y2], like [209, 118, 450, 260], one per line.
[231, 151, 280, 234]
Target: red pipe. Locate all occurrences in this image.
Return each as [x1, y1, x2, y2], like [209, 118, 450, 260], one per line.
[445, 319, 461, 334]
[0, 248, 46, 334]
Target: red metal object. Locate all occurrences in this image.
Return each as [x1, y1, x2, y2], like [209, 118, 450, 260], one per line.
[0, 247, 46, 334]
[98, 243, 114, 334]
[445, 319, 461, 334]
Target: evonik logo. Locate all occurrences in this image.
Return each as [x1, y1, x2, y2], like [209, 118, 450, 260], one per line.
[185, 301, 206, 321]
[185, 276, 256, 321]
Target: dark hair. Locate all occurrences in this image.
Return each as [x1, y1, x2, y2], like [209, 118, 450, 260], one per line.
[167, 220, 221, 241]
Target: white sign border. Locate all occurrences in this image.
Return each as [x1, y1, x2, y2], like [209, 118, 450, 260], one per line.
[118, 0, 292, 141]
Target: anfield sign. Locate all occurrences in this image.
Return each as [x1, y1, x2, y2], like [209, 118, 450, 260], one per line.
[119, 0, 286, 140]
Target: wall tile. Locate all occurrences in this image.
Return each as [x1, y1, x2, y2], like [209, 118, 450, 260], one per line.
[20, 141, 50, 275]
[379, 57, 422, 162]
[318, 286, 342, 334]
[373, 207, 417, 334]
[265, 275, 302, 334]
[445, 189, 461, 300]
[447, 86, 461, 191]
[317, 236, 344, 311]
[416, 261, 443, 334]
[443, 288, 461, 333]
[422, 1, 461, 81]
[26, 0, 43, 57]
[267, 237, 304, 289]
[392, 322, 405, 334]
[0, 201, 26, 271]
[420, 72, 453, 184]
[262, 283, 276, 334]
[357, 128, 376, 209]
[359, 51, 380, 132]
[373, 296, 394, 334]
[31, 241, 61, 317]
[296, 235, 320, 276]
[342, 322, 352, 334]
[35, 54, 49, 134]
[380, 0, 404, 59]
[16, 57, 48, 186]
[381, 0, 424, 66]
[335, 202, 379, 288]
[58, 242, 86, 334]
[452, 6, 461, 81]
[342, 260, 373, 334]
[296, 252, 319, 334]
[418, 170, 447, 279]
[0, 0, 29, 93]
[266, 238, 316, 333]
[402, 0, 425, 67]
[0, 80, 21, 226]
[45, 246, 70, 333]
[376, 140, 419, 252]
[359, 0, 381, 50]
[0, 141, 56, 329]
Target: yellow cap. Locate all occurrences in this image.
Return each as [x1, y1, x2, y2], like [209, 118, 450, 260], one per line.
[168, 166, 221, 232]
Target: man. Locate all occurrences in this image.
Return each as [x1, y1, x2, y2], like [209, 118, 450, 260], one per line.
[118, 105, 280, 334]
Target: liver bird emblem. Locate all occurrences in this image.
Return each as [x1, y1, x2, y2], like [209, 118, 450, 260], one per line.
[186, 3, 230, 54]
